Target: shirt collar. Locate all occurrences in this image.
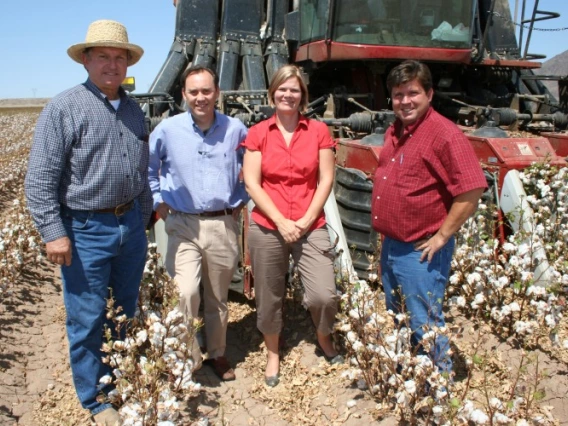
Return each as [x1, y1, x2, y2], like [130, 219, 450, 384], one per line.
[393, 106, 433, 138]
[189, 110, 219, 134]
[267, 113, 309, 129]
[83, 78, 127, 102]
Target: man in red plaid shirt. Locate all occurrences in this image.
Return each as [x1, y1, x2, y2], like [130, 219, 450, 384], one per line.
[371, 60, 487, 374]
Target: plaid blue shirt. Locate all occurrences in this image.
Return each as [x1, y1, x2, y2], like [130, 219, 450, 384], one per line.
[149, 110, 249, 213]
[25, 79, 152, 243]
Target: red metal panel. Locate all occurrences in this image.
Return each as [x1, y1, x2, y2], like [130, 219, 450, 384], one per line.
[335, 139, 383, 179]
[467, 136, 561, 167]
[294, 41, 472, 64]
[542, 132, 568, 158]
[337, 136, 566, 191]
[479, 58, 541, 69]
[467, 135, 566, 191]
[294, 41, 543, 69]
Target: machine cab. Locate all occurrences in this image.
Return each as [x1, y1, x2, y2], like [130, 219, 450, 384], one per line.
[299, 0, 474, 50]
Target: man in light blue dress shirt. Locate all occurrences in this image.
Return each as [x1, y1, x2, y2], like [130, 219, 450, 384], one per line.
[148, 65, 248, 381]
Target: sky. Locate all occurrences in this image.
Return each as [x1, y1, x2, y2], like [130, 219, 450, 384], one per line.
[0, 0, 566, 99]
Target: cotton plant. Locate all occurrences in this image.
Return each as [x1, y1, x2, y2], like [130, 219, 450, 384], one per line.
[337, 278, 455, 423]
[448, 164, 567, 346]
[337, 274, 557, 424]
[519, 165, 568, 269]
[0, 111, 43, 299]
[0, 194, 43, 298]
[100, 244, 201, 425]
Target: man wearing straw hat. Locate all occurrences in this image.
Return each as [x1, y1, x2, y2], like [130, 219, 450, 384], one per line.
[25, 20, 151, 425]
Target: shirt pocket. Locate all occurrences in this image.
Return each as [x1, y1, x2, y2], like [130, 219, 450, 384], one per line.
[396, 154, 426, 193]
[132, 136, 149, 172]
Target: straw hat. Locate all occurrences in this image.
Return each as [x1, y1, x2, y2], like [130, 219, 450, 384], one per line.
[67, 20, 144, 66]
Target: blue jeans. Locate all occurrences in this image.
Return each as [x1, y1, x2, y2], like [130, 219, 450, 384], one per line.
[60, 201, 147, 414]
[380, 236, 455, 373]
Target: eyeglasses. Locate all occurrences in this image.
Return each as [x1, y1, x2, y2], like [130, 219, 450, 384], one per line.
[306, 224, 340, 256]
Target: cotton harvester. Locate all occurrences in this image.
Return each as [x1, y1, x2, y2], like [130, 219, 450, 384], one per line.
[135, 0, 568, 295]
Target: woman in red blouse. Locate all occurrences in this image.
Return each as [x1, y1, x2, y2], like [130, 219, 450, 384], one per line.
[242, 65, 342, 387]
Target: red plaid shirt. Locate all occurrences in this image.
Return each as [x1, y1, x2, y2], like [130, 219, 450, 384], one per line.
[242, 115, 335, 231]
[371, 107, 486, 242]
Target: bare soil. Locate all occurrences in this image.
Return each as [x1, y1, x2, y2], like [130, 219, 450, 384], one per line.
[0, 260, 396, 425]
[3, 262, 567, 425]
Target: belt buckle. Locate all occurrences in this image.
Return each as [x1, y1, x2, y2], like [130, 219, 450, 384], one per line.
[114, 202, 128, 216]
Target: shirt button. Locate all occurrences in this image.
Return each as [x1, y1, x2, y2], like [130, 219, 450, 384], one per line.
[376, 196, 380, 200]
[391, 158, 395, 162]
[374, 216, 377, 220]
[383, 176, 387, 180]
[120, 132, 123, 137]
[123, 153, 127, 157]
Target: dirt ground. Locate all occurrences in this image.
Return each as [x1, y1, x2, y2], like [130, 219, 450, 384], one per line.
[1, 255, 568, 426]
[0, 259, 398, 425]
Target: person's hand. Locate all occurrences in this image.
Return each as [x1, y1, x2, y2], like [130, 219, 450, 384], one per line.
[294, 216, 313, 237]
[156, 202, 175, 220]
[276, 218, 302, 243]
[46, 237, 72, 266]
[416, 233, 448, 263]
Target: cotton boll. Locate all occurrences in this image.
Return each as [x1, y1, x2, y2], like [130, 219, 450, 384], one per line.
[432, 405, 444, 416]
[346, 331, 358, 344]
[470, 409, 489, 424]
[352, 340, 364, 352]
[489, 397, 504, 410]
[404, 380, 416, 395]
[467, 272, 481, 284]
[395, 390, 409, 406]
[136, 330, 148, 346]
[99, 374, 113, 385]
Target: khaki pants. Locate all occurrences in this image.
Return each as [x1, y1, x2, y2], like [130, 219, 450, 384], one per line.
[165, 213, 238, 361]
[248, 223, 338, 336]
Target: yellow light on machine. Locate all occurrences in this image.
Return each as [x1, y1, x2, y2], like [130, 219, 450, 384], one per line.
[121, 77, 136, 93]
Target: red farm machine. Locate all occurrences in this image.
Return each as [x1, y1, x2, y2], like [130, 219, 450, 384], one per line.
[139, 0, 568, 295]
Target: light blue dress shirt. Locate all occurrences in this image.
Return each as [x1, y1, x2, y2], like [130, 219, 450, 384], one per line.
[148, 110, 249, 213]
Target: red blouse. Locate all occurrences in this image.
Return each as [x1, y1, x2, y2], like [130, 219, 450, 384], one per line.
[242, 115, 335, 231]
[371, 107, 487, 242]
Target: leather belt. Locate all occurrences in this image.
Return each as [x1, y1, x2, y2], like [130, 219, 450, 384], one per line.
[193, 208, 233, 217]
[94, 200, 135, 216]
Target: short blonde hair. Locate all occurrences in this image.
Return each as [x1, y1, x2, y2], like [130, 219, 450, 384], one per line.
[268, 65, 309, 113]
